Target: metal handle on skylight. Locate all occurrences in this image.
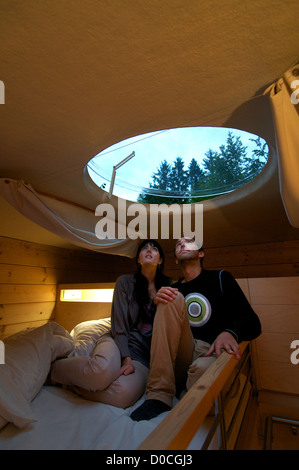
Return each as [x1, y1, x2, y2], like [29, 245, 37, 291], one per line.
[106, 151, 135, 199]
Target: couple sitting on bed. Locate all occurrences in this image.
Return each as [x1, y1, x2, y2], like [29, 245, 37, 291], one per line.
[51, 237, 261, 421]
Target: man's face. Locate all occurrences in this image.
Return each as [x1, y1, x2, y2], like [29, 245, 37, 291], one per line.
[175, 237, 201, 262]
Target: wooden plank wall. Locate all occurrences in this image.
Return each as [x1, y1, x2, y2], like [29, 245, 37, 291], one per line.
[164, 239, 299, 280]
[1, 235, 299, 339]
[249, 277, 299, 396]
[0, 236, 134, 339]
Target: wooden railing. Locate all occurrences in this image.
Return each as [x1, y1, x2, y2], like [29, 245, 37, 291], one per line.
[138, 341, 250, 450]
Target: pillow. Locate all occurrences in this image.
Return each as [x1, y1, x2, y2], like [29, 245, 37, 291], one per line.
[70, 318, 111, 357]
[0, 322, 74, 430]
[0, 373, 36, 429]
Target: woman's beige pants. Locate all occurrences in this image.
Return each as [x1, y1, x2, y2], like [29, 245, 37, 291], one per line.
[50, 334, 148, 408]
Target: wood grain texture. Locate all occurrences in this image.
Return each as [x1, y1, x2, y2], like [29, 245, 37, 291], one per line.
[138, 342, 248, 450]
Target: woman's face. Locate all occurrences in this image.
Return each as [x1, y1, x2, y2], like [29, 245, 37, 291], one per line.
[137, 242, 163, 269]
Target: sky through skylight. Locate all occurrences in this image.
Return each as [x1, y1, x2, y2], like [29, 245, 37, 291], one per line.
[87, 127, 268, 201]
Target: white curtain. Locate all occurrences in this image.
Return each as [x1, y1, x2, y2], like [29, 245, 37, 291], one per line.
[0, 178, 138, 257]
[266, 64, 299, 227]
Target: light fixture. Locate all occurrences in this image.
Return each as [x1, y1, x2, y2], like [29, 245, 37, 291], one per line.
[60, 288, 114, 302]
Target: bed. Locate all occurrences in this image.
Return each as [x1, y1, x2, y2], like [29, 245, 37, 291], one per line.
[0, 319, 218, 450]
[0, 286, 254, 451]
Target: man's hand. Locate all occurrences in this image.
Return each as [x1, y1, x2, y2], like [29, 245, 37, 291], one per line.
[205, 331, 241, 359]
[154, 286, 178, 305]
[115, 356, 135, 380]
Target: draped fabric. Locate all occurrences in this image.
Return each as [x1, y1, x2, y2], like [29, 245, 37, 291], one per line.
[266, 64, 299, 227]
[0, 178, 138, 257]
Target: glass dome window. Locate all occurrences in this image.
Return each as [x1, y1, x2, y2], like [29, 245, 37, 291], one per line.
[87, 127, 268, 204]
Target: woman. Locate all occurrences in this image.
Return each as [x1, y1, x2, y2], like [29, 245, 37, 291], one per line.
[50, 239, 170, 408]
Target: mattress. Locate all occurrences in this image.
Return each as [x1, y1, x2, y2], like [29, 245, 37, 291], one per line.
[0, 386, 216, 450]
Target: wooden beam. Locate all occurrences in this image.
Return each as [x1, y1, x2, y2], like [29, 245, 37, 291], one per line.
[138, 342, 248, 450]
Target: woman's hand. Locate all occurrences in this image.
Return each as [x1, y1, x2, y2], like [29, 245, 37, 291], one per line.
[205, 331, 241, 359]
[154, 286, 178, 305]
[115, 356, 135, 380]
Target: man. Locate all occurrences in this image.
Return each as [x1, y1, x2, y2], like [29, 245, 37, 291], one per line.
[130, 237, 261, 421]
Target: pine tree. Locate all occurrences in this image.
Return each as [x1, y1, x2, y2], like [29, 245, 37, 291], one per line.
[137, 160, 173, 203]
[201, 132, 254, 191]
[151, 160, 172, 190]
[248, 136, 268, 174]
[218, 131, 249, 185]
[137, 131, 268, 203]
[201, 149, 224, 189]
[188, 158, 205, 192]
[169, 157, 189, 192]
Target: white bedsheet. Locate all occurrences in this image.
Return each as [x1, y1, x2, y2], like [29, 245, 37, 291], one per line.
[0, 386, 215, 450]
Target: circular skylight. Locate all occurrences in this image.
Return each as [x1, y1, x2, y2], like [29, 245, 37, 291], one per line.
[87, 127, 268, 203]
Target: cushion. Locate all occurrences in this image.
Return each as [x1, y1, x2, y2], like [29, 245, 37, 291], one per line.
[70, 318, 111, 357]
[0, 373, 36, 429]
[0, 322, 74, 430]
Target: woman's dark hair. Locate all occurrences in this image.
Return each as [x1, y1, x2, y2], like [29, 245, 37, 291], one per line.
[134, 239, 171, 322]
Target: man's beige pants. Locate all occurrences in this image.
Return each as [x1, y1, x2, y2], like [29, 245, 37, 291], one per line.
[146, 292, 216, 406]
